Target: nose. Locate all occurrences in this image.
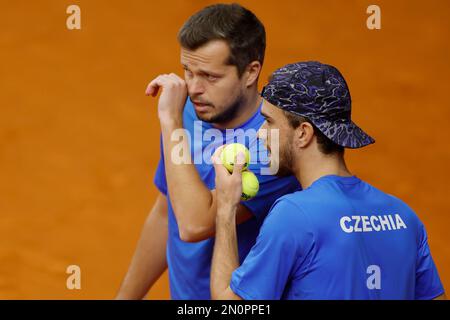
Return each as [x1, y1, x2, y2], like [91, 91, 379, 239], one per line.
[187, 77, 205, 96]
[257, 121, 268, 141]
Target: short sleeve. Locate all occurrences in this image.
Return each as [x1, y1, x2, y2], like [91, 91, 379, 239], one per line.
[153, 135, 168, 196]
[230, 199, 314, 300]
[415, 223, 444, 299]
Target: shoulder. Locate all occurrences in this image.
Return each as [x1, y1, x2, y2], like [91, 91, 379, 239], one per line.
[361, 180, 414, 210]
[264, 192, 312, 229]
[376, 186, 422, 224]
[259, 194, 315, 253]
[360, 180, 424, 235]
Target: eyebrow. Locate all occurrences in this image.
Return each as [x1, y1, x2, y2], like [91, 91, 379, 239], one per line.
[260, 110, 272, 120]
[182, 64, 222, 77]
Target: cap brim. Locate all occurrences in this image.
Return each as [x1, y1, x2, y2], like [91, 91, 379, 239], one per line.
[311, 118, 375, 149]
[264, 96, 375, 149]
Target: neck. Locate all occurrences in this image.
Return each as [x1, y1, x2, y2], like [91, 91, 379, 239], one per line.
[293, 150, 352, 189]
[212, 88, 261, 130]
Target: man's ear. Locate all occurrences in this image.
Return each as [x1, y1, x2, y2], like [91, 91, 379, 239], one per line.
[296, 122, 315, 148]
[245, 61, 262, 87]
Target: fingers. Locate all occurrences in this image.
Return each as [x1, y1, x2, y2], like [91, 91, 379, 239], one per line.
[145, 75, 164, 97]
[168, 73, 184, 83]
[145, 73, 185, 97]
[211, 146, 245, 178]
[232, 152, 245, 177]
[211, 145, 229, 176]
[212, 145, 225, 162]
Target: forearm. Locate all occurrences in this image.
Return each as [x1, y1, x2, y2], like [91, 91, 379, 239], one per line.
[211, 205, 240, 300]
[148, 73, 217, 240]
[160, 119, 215, 236]
[116, 196, 168, 299]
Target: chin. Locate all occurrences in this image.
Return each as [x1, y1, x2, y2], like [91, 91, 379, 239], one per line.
[194, 111, 215, 122]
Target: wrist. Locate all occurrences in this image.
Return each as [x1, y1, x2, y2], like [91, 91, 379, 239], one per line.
[217, 203, 238, 219]
[159, 114, 183, 128]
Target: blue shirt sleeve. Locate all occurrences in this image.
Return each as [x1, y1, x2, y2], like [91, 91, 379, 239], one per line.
[153, 135, 167, 196]
[230, 198, 314, 300]
[415, 222, 444, 299]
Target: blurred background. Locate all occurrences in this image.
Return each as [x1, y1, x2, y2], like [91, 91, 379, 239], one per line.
[0, 0, 449, 299]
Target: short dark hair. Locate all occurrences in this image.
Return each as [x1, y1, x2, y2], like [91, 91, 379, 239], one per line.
[177, 3, 266, 77]
[283, 111, 345, 155]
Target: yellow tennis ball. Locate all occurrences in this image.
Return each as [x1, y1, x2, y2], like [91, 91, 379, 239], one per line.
[241, 171, 259, 201]
[220, 143, 250, 173]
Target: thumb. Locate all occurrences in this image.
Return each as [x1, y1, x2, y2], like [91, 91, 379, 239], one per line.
[232, 152, 246, 176]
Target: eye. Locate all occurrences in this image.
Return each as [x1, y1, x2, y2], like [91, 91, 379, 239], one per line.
[184, 69, 193, 78]
[206, 74, 218, 82]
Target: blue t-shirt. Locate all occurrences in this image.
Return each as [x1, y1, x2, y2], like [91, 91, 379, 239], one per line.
[153, 98, 301, 299]
[230, 175, 444, 300]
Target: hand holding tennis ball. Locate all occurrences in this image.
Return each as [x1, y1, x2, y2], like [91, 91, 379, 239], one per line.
[220, 143, 250, 173]
[218, 143, 259, 201]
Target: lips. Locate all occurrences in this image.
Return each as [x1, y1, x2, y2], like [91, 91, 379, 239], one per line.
[193, 101, 212, 112]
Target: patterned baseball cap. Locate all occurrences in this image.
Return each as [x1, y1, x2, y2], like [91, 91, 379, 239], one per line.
[261, 61, 375, 148]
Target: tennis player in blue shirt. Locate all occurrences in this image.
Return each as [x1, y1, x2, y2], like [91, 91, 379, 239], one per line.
[117, 4, 300, 300]
[210, 61, 446, 300]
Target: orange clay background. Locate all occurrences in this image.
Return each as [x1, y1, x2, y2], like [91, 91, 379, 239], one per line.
[1, 0, 449, 299]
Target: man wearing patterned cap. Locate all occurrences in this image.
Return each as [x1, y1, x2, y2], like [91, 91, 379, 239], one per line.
[210, 61, 446, 300]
